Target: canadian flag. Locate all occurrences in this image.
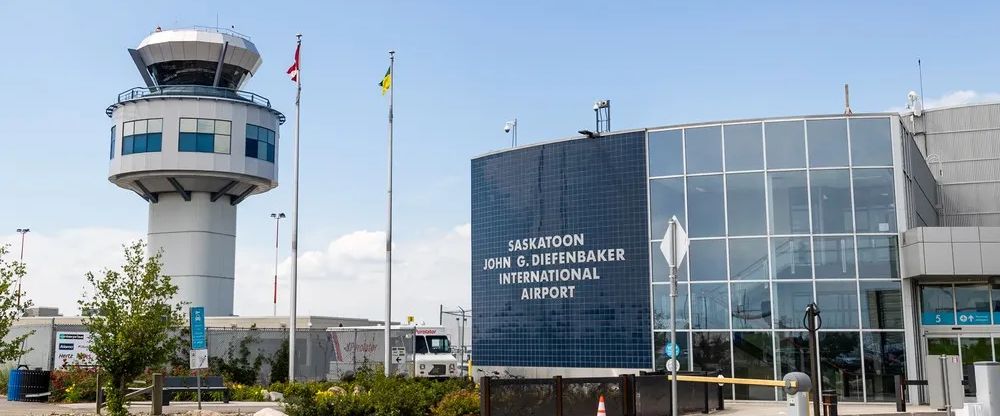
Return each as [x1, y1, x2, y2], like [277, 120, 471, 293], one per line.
[287, 44, 300, 82]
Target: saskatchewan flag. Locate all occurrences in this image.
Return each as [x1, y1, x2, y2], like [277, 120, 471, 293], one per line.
[378, 66, 392, 95]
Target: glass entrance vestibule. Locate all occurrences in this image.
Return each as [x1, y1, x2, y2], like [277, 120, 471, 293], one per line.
[919, 282, 1000, 396]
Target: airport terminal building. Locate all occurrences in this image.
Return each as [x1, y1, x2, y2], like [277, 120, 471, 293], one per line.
[471, 101, 1000, 402]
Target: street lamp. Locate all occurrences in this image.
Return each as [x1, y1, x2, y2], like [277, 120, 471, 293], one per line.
[504, 119, 517, 148]
[15, 228, 29, 308]
[270, 213, 286, 316]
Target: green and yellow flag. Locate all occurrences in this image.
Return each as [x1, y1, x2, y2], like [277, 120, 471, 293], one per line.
[378, 66, 392, 95]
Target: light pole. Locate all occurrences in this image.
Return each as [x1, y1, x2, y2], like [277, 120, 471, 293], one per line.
[270, 213, 285, 316]
[15, 228, 29, 308]
[504, 119, 517, 148]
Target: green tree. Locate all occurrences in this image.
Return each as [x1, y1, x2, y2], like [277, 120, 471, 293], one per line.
[79, 241, 185, 416]
[0, 244, 33, 362]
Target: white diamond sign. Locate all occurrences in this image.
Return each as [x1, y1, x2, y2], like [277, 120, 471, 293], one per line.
[659, 216, 689, 269]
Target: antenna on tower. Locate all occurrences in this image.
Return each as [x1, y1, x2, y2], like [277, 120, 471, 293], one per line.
[918, 59, 926, 108]
[843, 84, 853, 115]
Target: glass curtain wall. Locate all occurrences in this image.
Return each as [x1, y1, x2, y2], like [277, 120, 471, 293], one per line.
[648, 116, 901, 402]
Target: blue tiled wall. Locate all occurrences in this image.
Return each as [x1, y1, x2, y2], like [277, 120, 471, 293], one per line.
[471, 132, 652, 369]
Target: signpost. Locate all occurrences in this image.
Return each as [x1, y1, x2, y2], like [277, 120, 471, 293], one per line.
[189, 306, 208, 410]
[659, 216, 689, 416]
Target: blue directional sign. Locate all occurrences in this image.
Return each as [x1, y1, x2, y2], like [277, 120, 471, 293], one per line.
[922, 311, 991, 326]
[190, 307, 206, 350]
[665, 342, 680, 358]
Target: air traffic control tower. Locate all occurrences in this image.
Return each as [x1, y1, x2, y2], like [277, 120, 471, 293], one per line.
[106, 28, 284, 316]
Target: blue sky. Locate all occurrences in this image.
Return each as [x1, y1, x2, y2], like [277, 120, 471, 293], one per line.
[1, 1, 999, 321]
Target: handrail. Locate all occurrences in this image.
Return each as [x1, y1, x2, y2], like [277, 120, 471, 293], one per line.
[115, 85, 272, 108]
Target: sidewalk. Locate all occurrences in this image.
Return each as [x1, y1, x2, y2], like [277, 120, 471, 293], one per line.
[0, 400, 282, 415]
[719, 400, 944, 416]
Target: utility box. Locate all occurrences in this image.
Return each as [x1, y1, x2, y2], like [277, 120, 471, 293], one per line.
[926, 355, 963, 411]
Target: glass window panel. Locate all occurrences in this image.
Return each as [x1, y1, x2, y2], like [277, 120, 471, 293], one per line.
[215, 120, 231, 135]
[955, 285, 991, 325]
[815, 282, 859, 329]
[147, 133, 162, 152]
[731, 282, 771, 329]
[267, 144, 275, 162]
[649, 177, 685, 239]
[692, 332, 731, 378]
[197, 119, 215, 133]
[808, 119, 849, 168]
[258, 140, 268, 159]
[962, 338, 993, 396]
[268, 130, 276, 144]
[724, 123, 764, 171]
[814, 236, 856, 279]
[653, 283, 688, 330]
[765, 121, 806, 169]
[179, 133, 197, 152]
[689, 239, 726, 281]
[853, 168, 896, 233]
[774, 282, 812, 329]
[122, 136, 133, 155]
[690, 283, 729, 329]
[850, 118, 892, 167]
[927, 337, 958, 355]
[110, 126, 116, 160]
[733, 332, 775, 400]
[196, 133, 214, 152]
[857, 236, 899, 279]
[245, 138, 258, 158]
[654, 331, 690, 372]
[863, 332, 906, 402]
[246, 124, 258, 140]
[772, 237, 812, 280]
[685, 126, 723, 174]
[859, 281, 903, 329]
[768, 171, 810, 234]
[819, 332, 863, 401]
[648, 130, 684, 176]
[776, 332, 810, 397]
[651, 242, 688, 283]
[992, 282, 1000, 325]
[123, 121, 134, 136]
[180, 118, 197, 133]
[921, 286, 955, 325]
[729, 238, 768, 280]
[147, 118, 162, 133]
[726, 173, 767, 236]
[132, 134, 147, 153]
[215, 134, 230, 154]
[687, 175, 725, 237]
[810, 169, 854, 234]
[134, 120, 147, 134]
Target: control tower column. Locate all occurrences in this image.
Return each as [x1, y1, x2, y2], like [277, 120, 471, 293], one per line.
[148, 192, 236, 316]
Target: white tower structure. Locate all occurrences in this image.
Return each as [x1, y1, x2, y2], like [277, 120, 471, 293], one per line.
[106, 28, 284, 316]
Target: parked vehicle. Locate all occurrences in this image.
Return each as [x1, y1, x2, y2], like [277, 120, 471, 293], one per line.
[326, 325, 460, 380]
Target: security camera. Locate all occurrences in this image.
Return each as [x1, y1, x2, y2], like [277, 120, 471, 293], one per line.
[504, 124, 512, 133]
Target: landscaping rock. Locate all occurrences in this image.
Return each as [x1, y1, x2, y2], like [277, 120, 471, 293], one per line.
[253, 409, 288, 416]
[327, 385, 347, 395]
[267, 391, 285, 401]
[182, 410, 223, 416]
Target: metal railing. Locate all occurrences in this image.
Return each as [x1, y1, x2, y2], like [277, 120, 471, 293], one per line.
[115, 85, 273, 108]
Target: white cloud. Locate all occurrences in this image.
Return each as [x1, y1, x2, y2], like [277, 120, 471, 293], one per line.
[1, 228, 144, 316]
[1, 224, 471, 326]
[235, 224, 471, 324]
[890, 90, 1000, 112]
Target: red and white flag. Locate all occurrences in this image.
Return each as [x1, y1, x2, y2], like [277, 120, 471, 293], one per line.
[287, 44, 300, 82]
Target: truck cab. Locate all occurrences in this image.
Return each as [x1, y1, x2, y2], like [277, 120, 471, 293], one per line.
[412, 326, 460, 378]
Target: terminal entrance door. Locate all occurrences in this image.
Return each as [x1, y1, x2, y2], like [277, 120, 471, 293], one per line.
[919, 282, 999, 396]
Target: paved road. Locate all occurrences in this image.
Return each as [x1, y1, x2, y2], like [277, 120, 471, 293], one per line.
[0, 400, 283, 415]
[717, 400, 945, 415]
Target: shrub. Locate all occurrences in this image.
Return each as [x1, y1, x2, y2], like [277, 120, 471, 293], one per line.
[432, 389, 479, 416]
[49, 366, 99, 403]
[228, 382, 268, 401]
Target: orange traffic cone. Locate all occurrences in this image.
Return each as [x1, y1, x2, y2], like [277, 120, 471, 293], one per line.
[596, 395, 607, 415]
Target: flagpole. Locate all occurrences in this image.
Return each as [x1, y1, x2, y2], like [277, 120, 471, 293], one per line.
[288, 33, 302, 383]
[384, 50, 395, 377]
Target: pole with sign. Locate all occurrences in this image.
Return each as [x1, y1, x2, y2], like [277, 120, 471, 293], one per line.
[659, 216, 688, 416]
[189, 307, 208, 410]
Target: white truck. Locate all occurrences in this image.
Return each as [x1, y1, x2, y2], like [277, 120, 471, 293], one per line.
[326, 325, 460, 380]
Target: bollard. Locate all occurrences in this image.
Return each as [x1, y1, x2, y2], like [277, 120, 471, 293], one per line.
[782, 372, 811, 416]
[822, 390, 838, 416]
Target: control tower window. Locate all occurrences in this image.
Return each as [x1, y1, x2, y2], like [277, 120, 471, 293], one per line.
[148, 61, 250, 90]
[110, 125, 116, 159]
[246, 124, 276, 163]
[121, 119, 163, 155]
[179, 118, 231, 154]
